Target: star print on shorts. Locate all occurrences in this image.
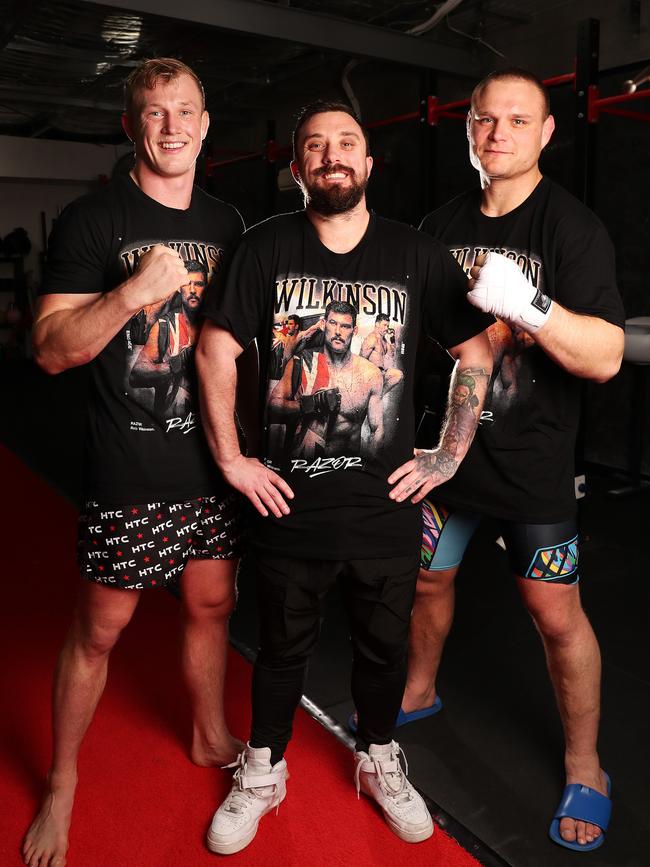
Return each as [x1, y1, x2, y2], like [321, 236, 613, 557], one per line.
[77, 492, 243, 590]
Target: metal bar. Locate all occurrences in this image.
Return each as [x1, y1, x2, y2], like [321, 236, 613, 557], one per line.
[79, 0, 479, 74]
[593, 88, 650, 108]
[574, 18, 599, 207]
[420, 70, 437, 217]
[599, 106, 650, 122]
[206, 152, 261, 170]
[543, 72, 575, 87]
[436, 97, 470, 111]
[366, 111, 419, 130]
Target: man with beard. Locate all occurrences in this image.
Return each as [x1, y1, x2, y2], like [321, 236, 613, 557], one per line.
[197, 100, 493, 854]
[404, 69, 624, 852]
[360, 312, 404, 395]
[269, 300, 383, 459]
[130, 259, 208, 418]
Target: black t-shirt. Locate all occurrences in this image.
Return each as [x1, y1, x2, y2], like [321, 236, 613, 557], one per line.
[204, 211, 492, 559]
[420, 176, 625, 522]
[42, 174, 243, 504]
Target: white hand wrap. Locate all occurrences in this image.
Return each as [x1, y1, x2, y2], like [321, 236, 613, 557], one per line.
[467, 252, 553, 333]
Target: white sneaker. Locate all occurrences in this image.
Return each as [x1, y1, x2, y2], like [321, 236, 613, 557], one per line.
[354, 741, 434, 843]
[207, 745, 287, 855]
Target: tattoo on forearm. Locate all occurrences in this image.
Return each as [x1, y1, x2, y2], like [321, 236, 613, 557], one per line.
[438, 364, 490, 460]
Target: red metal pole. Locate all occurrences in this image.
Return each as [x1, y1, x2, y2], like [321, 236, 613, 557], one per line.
[598, 106, 650, 122]
[365, 111, 419, 130]
[435, 97, 471, 112]
[542, 72, 575, 88]
[593, 88, 650, 109]
[206, 152, 261, 170]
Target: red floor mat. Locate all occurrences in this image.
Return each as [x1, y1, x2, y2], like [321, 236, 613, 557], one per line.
[0, 444, 479, 866]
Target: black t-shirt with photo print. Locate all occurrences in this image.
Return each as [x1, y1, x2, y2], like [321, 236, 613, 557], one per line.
[42, 174, 243, 504]
[420, 176, 625, 522]
[203, 210, 493, 560]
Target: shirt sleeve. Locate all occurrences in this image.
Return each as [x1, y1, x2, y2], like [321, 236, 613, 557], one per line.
[421, 239, 494, 349]
[42, 197, 112, 295]
[202, 237, 270, 350]
[554, 216, 625, 328]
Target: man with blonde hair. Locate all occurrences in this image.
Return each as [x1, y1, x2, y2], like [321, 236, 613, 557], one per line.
[23, 58, 245, 867]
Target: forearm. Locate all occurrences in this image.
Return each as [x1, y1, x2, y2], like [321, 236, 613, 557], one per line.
[534, 303, 623, 383]
[435, 362, 490, 474]
[196, 331, 243, 471]
[235, 341, 261, 454]
[33, 284, 139, 374]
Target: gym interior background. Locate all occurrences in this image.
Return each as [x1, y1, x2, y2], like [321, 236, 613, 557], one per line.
[1, 2, 648, 866]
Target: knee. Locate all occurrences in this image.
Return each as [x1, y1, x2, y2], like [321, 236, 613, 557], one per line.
[524, 590, 586, 645]
[184, 585, 237, 622]
[74, 611, 131, 658]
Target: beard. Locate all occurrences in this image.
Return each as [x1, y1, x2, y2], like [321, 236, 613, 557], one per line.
[303, 165, 368, 215]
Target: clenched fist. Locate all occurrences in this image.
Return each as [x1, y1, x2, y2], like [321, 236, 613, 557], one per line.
[129, 245, 189, 309]
[468, 251, 553, 333]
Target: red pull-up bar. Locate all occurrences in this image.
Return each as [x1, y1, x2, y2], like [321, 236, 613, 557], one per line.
[588, 83, 650, 122]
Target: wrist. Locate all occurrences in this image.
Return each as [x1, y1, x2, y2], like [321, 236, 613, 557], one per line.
[515, 292, 554, 334]
[219, 451, 245, 473]
[114, 277, 144, 317]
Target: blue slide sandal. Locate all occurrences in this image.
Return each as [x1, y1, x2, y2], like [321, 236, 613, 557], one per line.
[549, 773, 612, 852]
[348, 695, 443, 733]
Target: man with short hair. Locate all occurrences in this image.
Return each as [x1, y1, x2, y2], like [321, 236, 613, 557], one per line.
[360, 312, 404, 394]
[270, 311, 325, 380]
[197, 99, 493, 854]
[23, 58, 245, 867]
[407, 68, 624, 852]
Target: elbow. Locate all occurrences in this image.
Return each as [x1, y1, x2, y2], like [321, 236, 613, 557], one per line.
[589, 349, 623, 384]
[587, 331, 625, 384]
[591, 357, 622, 384]
[32, 343, 92, 375]
[32, 343, 64, 375]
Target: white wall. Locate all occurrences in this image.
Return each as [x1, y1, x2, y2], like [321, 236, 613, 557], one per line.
[0, 135, 131, 289]
[0, 135, 129, 182]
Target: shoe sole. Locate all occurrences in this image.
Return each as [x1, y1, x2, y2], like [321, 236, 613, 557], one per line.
[386, 814, 434, 843]
[206, 789, 287, 855]
[360, 781, 434, 844]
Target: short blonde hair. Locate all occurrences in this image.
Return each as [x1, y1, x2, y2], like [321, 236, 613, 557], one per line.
[471, 67, 550, 118]
[124, 57, 205, 116]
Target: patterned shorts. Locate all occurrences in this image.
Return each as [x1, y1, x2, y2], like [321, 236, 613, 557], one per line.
[421, 499, 579, 585]
[78, 492, 243, 590]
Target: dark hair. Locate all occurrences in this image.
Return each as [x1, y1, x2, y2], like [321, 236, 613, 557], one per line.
[292, 100, 370, 158]
[376, 313, 389, 323]
[125, 57, 205, 116]
[325, 300, 357, 326]
[471, 67, 550, 118]
[287, 314, 301, 328]
[185, 259, 208, 280]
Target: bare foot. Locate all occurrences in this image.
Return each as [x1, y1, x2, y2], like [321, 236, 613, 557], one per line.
[191, 734, 244, 767]
[559, 766, 609, 847]
[22, 775, 76, 867]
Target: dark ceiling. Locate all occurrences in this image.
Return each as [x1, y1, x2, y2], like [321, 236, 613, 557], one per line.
[0, 0, 541, 144]
[0, 0, 646, 148]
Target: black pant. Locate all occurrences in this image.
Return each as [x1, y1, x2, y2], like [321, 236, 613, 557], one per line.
[248, 551, 420, 764]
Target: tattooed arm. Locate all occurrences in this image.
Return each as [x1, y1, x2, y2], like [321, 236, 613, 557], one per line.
[388, 330, 492, 503]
